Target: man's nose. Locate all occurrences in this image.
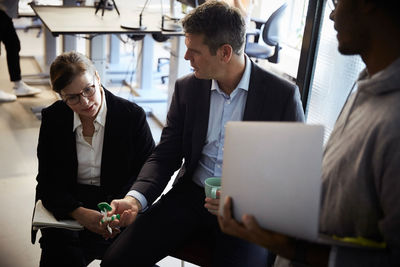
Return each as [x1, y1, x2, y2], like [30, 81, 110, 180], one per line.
[184, 50, 190, 61]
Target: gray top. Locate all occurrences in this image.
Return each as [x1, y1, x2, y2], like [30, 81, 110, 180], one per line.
[319, 57, 400, 266]
[276, 57, 400, 267]
[0, 0, 18, 18]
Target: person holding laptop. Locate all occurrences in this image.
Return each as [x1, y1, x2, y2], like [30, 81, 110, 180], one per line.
[101, 1, 304, 266]
[35, 51, 155, 266]
[218, 0, 400, 266]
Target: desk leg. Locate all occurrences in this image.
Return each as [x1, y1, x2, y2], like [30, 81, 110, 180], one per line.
[136, 34, 154, 90]
[110, 35, 120, 65]
[63, 35, 77, 52]
[62, 0, 77, 53]
[22, 28, 54, 84]
[44, 28, 57, 67]
[90, 35, 107, 80]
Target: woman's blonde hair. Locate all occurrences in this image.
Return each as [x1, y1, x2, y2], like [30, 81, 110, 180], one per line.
[50, 51, 96, 93]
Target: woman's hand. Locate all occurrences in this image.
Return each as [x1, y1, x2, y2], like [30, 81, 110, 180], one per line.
[70, 207, 113, 239]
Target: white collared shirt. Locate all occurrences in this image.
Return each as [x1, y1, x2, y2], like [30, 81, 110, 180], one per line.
[73, 91, 107, 186]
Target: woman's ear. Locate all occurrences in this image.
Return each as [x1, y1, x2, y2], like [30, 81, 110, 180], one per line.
[95, 71, 101, 85]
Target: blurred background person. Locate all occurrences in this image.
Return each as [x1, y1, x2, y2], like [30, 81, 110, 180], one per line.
[0, 0, 41, 102]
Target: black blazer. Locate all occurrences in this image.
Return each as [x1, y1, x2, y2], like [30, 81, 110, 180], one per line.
[35, 89, 155, 220]
[132, 61, 305, 205]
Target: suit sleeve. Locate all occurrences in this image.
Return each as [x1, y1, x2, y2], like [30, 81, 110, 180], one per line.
[116, 105, 155, 198]
[131, 81, 186, 205]
[282, 85, 305, 122]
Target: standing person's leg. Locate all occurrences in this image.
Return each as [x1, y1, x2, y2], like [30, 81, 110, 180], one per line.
[0, 10, 16, 102]
[0, 10, 21, 83]
[0, 10, 41, 96]
[101, 180, 212, 267]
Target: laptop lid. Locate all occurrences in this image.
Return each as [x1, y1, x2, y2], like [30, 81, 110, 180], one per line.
[219, 121, 324, 241]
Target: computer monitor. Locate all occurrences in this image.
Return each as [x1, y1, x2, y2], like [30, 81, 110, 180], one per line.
[176, 0, 205, 8]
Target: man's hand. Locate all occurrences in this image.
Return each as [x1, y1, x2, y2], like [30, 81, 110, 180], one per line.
[204, 190, 220, 215]
[218, 196, 290, 249]
[218, 196, 330, 266]
[108, 196, 141, 228]
[70, 207, 114, 239]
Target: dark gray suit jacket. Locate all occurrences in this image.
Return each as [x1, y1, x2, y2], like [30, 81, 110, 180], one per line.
[132, 61, 305, 205]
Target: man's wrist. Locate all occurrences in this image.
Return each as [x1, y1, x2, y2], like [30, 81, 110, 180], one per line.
[125, 195, 142, 211]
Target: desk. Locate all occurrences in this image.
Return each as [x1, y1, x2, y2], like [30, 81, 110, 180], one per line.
[31, 4, 191, 109]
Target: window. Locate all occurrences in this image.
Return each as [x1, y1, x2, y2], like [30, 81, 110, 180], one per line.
[254, 0, 309, 79]
[305, 1, 365, 142]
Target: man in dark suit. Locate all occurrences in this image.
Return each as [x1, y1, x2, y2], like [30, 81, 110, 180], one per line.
[101, 1, 304, 266]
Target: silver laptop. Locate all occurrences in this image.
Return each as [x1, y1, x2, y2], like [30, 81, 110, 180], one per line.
[219, 122, 383, 249]
[219, 121, 324, 241]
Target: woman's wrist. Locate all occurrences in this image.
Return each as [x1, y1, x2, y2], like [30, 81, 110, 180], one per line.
[69, 206, 86, 221]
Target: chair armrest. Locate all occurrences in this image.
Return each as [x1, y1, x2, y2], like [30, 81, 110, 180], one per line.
[245, 28, 261, 46]
[246, 28, 261, 37]
[250, 17, 267, 29]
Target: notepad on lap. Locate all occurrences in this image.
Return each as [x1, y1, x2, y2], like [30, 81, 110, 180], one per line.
[32, 200, 83, 231]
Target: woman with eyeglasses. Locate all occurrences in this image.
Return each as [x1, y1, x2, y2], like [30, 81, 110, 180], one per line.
[34, 51, 155, 266]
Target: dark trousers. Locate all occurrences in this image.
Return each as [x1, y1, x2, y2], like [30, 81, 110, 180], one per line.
[101, 180, 269, 267]
[39, 184, 117, 267]
[0, 10, 21, 82]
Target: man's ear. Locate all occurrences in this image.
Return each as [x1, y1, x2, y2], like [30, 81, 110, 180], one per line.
[218, 44, 233, 63]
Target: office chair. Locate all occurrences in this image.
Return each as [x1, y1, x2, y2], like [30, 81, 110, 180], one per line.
[152, 33, 171, 84]
[245, 2, 288, 64]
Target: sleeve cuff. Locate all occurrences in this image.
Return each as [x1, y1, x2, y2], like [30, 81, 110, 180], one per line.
[126, 190, 148, 212]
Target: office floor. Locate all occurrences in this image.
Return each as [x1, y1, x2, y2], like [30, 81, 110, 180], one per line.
[0, 19, 197, 267]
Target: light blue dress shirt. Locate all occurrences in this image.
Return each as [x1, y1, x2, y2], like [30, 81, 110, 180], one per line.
[192, 55, 251, 187]
[128, 55, 252, 209]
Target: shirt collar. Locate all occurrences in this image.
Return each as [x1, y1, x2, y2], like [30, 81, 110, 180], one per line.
[73, 88, 107, 132]
[357, 56, 400, 95]
[211, 54, 251, 93]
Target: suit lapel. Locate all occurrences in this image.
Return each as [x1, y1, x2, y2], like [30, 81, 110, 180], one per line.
[243, 62, 267, 121]
[58, 103, 78, 181]
[191, 79, 211, 165]
[100, 89, 113, 186]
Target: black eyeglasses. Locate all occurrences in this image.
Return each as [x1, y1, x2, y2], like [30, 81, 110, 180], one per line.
[61, 80, 97, 105]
